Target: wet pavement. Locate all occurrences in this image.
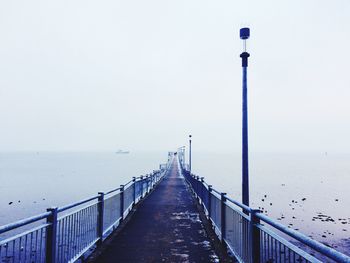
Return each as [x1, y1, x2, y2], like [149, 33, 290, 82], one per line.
[93, 160, 219, 262]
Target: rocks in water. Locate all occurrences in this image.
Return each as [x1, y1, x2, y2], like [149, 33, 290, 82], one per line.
[8, 202, 13, 205]
[301, 198, 306, 201]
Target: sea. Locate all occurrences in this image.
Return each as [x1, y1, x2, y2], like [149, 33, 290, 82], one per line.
[0, 151, 349, 256]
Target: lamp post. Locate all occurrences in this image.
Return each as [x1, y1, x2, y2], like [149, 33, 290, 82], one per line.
[189, 135, 192, 172]
[178, 146, 185, 168]
[240, 27, 250, 207]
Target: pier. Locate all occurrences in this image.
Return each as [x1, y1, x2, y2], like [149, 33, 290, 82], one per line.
[0, 153, 350, 263]
[89, 159, 223, 262]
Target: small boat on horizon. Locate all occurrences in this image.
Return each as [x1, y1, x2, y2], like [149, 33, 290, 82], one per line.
[115, 150, 130, 154]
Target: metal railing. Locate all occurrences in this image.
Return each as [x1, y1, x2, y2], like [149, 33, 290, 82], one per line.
[0, 165, 169, 263]
[180, 165, 350, 263]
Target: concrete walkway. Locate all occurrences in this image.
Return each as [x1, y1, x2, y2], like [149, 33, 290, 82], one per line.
[93, 159, 219, 262]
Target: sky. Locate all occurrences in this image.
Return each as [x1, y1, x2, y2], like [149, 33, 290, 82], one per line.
[0, 0, 349, 153]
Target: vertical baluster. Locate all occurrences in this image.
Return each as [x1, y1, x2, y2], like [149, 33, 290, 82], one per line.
[34, 229, 38, 263]
[77, 210, 81, 252]
[12, 239, 15, 262]
[68, 214, 73, 261]
[71, 213, 78, 257]
[60, 219, 64, 262]
[67, 216, 71, 261]
[66, 216, 70, 261]
[89, 206, 93, 243]
[39, 227, 43, 262]
[61, 218, 65, 262]
[288, 247, 291, 263]
[64, 217, 69, 262]
[275, 238, 277, 262]
[82, 208, 86, 249]
[65, 218, 68, 262]
[29, 231, 33, 262]
[5, 242, 8, 261]
[18, 237, 22, 262]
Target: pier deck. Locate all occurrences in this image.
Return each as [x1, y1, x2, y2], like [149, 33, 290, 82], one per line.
[92, 160, 219, 262]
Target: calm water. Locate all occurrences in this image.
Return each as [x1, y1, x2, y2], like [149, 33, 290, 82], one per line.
[192, 152, 350, 255]
[0, 152, 167, 225]
[0, 152, 349, 255]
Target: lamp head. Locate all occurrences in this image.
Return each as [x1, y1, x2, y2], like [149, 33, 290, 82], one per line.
[240, 27, 250, 40]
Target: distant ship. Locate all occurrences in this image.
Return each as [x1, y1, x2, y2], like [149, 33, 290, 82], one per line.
[115, 150, 130, 154]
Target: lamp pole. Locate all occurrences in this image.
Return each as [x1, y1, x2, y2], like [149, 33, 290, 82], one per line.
[189, 135, 192, 172]
[240, 27, 250, 207]
[178, 146, 185, 167]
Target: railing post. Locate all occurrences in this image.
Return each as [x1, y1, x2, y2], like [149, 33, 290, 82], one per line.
[145, 175, 149, 193]
[200, 177, 205, 203]
[120, 185, 124, 222]
[208, 185, 212, 219]
[132, 177, 136, 205]
[197, 176, 201, 200]
[140, 176, 144, 197]
[192, 175, 196, 195]
[148, 175, 151, 192]
[250, 209, 261, 263]
[46, 207, 58, 263]
[97, 192, 104, 245]
[221, 193, 227, 243]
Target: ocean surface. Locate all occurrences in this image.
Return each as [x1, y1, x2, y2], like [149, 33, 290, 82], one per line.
[0, 152, 349, 256]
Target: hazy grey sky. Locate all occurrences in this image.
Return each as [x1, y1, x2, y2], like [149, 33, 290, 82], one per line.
[0, 0, 349, 153]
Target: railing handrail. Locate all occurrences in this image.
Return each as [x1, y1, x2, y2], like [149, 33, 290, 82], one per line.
[225, 196, 251, 213]
[0, 211, 51, 234]
[181, 165, 350, 263]
[257, 213, 350, 263]
[0, 169, 164, 235]
[0, 156, 172, 263]
[58, 195, 100, 213]
[105, 187, 122, 195]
